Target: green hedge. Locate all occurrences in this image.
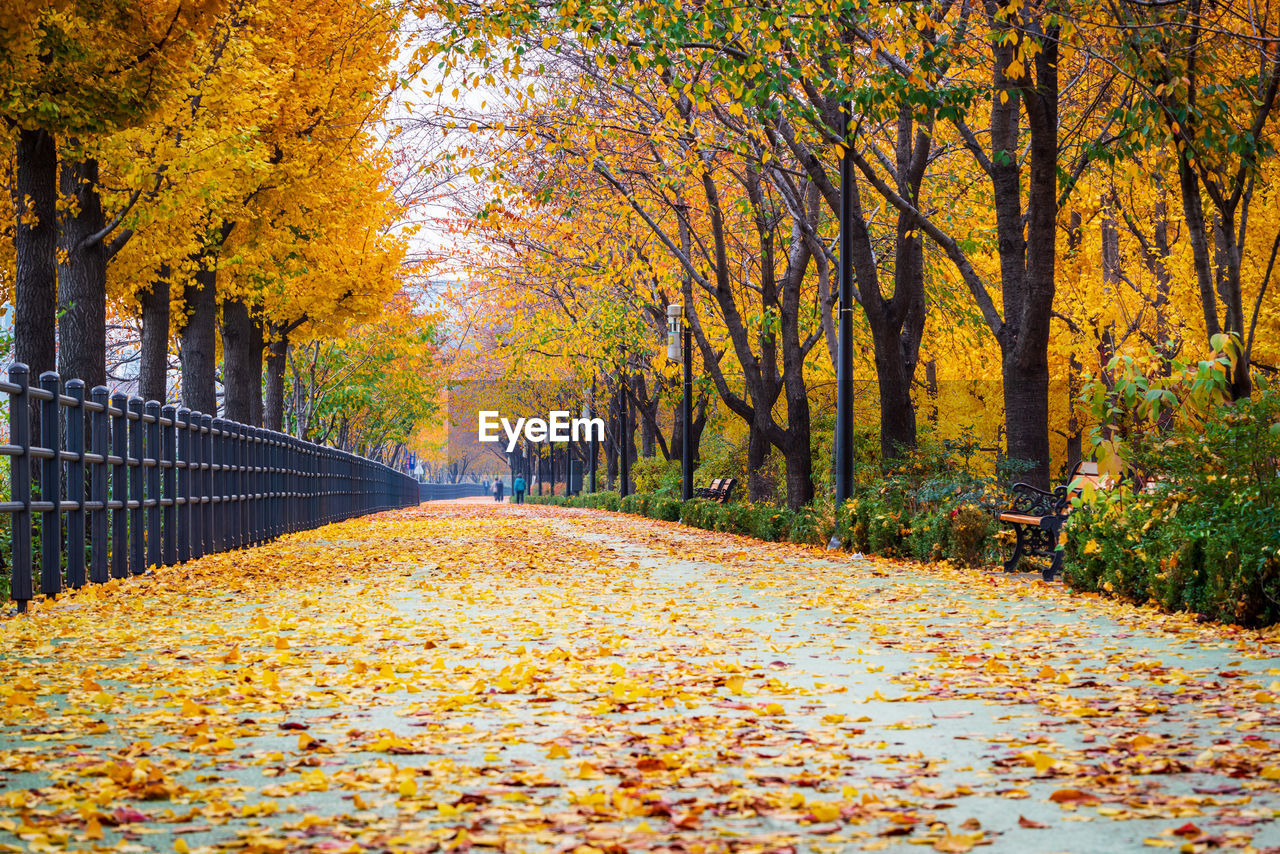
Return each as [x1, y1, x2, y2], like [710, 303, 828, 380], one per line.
[527, 490, 833, 545]
[525, 441, 1012, 561]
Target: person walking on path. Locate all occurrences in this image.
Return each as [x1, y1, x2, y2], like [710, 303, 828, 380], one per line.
[512, 475, 526, 504]
[494, 479, 504, 502]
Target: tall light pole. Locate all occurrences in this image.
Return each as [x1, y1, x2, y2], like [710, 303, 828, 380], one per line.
[832, 102, 856, 543]
[586, 393, 597, 493]
[618, 381, 629, 497]
[667, 303, 693, 501]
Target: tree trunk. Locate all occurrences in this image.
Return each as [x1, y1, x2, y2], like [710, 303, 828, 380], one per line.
[12, 128, 58, 379]
[747, 424, 770, 502]
[990, 17, 1059, 489]
[782, 436, 814, 510]
[220, 297, 263, 424]
[138, 267, 171, 402]
[1002, 358, 1052, 487]
[264, 328, 288, 431]
[179, 264, 219, 414]
[57, 153, 108, 389]
[871, 323, 917, 462]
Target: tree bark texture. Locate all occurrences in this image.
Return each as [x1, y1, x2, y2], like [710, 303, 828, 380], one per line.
[264, 328, 288, 432]
[138, 268, 171, 403]
[220, 297, 264, 424]
[12, 128, 58, 379]
[179, 264, 219, 414]
[57, 153, 108, 389]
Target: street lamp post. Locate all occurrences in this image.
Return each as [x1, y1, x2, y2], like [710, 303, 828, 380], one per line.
[583, 400, 595, 493]
[618, 376, 629, 498]
[832, 101, 855, 546]
[667, 303, 693, 501]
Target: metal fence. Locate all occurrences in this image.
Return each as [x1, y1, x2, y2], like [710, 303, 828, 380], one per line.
[418, 482, 490, 501]
[2, 364, 420, 612]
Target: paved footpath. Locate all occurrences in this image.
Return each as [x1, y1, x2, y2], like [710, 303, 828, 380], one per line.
[1, 504, 1278, 854]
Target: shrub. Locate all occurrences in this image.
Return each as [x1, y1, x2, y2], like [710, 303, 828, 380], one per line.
[632, 457, 681, 496]
[948, 505, 995, 567]
[906, 508, 950, 562]
[786, 506, 828, 546]
[649, 497, 682, 522]
[680, 499, 719, 531]
[751, 506, 791, 542]
[1064, 347, 1280, 626]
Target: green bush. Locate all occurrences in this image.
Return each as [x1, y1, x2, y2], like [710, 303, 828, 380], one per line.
[649, 497, 682, 522]
[906, 507, 950, 562]
[632, 457, 681, 496]
[1065, 381, 1280, 626]
[679, 499, 719, 531]
[751, 506, 792, 542]
[949, 505, 996, 567]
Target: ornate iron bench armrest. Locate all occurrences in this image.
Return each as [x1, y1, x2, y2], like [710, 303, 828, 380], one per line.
[1005, 482, 1069, 517]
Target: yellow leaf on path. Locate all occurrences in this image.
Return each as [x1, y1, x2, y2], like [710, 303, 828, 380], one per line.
[810, 802, 841, 822]
[933, 831, 981, 852]
[547, 743, 570, 759]
[398, 777, 417, 797]
[5, 692, 34, 707]
[1022, 751, 1057, 774]
[1260, 766, 1280, 780]
[573, 761, 604, 779]
[725, 675, 745, 693]
[181, 698, 210, 717]
[274, 636, 290, 650]
[174, 839, 189, 853]
[85, 817, 103, 841]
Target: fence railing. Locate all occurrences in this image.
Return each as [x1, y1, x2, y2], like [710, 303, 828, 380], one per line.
[2, 364, 421, 612]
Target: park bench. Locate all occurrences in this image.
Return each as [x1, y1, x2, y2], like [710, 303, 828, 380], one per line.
[694, 477, 736, 503]
[998, 461, 1107, 581]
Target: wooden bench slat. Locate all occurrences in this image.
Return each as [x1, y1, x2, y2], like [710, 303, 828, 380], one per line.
[998, 513, 1049, 525]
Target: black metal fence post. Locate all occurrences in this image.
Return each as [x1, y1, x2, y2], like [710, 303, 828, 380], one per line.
[146, 400, 161, 571]
[110, 393, 128, 579]
[39, 371, 61, 598]
[177, 408, 191, 563]
[8, 365, 32, 610]
[212, 417, 225, 553]
[201, 413, 213, 554]
[128, 397, 145, 575]
[186, 412, 202, 563]
[66, 380, 87, 590]
[90, 386, 109, 585]
[162, 405, 176, 566]
[235, 425, 244, 550]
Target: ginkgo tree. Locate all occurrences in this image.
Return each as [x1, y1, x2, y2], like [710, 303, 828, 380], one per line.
[421, 0, 1279, 497]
